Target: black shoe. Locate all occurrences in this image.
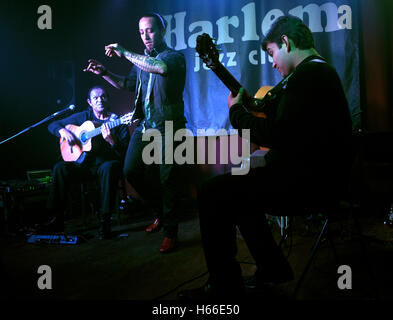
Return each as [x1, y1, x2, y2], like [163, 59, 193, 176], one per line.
[243, 268, 294, 299]
[244, 268, 294, 289]
[243, 278, 289, 300]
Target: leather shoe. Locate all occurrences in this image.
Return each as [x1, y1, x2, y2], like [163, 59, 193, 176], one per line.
[159, 236, 176, 253]
[243, 266, 294, 290]
[243, 275, 292, 299]
[145, 218, 161, 233]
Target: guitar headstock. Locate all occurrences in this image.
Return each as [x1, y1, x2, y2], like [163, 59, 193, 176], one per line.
[196, 33, 219, 69]
[121, 112, 134, 126]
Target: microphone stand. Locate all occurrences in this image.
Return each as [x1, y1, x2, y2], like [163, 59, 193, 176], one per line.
[0, 108, 74, 145]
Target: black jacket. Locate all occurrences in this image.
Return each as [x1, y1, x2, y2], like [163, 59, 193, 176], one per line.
[230, 56, 353, 191]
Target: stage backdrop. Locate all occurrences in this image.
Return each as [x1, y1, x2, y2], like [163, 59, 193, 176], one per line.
[137, 0, 361, 134]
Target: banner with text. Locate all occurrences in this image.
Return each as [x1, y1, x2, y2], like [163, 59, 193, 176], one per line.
[141, 0, 360, 134]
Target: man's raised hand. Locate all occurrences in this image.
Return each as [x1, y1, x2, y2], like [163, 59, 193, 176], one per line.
[83, 59, 107, 76]
[105, 43, 125, 58]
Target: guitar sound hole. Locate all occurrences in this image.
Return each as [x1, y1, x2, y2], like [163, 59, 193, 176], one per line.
[80, 132, 87, 144]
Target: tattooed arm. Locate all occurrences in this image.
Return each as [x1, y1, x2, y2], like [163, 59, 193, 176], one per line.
[83, 59, 128, 90]
[105, 43, 168, 76]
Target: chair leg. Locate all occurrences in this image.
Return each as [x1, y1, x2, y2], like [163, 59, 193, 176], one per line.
[292, 218, 329, 298]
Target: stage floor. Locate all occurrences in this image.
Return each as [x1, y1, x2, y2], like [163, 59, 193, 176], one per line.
[1, 205, 393, 302]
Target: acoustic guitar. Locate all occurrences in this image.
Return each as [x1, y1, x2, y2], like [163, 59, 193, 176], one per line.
[196, 33, 279, 162]
[60, 113, 133, 163]
[196, 33, 275, 118]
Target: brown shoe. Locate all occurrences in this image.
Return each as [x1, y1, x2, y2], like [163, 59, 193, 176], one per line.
[159, 237, 176, 253]
[145, 218, 161, 233]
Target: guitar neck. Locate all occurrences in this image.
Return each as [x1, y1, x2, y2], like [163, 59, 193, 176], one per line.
[85, 118, 122, 140]
[211, 62, 242, 95]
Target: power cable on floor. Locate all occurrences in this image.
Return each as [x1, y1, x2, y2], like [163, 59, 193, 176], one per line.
[152, 270, 209, 300]
[152, 261, 259, 300]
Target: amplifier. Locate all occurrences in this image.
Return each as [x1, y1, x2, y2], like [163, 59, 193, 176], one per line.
[0, 179, 51, 194]
[0, 180, 52, 234]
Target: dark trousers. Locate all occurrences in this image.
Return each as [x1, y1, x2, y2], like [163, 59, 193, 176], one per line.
[198, 167, 295, 290]
[123, 126, 183, 238]
[48, 160, 122, 219]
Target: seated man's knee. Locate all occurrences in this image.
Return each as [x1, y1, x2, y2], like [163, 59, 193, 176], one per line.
[52, 161, 69, 176]
[99, 160, 121, 177]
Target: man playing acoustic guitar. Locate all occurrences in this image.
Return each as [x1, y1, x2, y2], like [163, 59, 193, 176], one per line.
[179, 15, 353, 299]
[44, 85, 130, 239]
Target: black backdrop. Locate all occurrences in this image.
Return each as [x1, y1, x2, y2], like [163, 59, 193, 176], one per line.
[0, 1, 143, 180]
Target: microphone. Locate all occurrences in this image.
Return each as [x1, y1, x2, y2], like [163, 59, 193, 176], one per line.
[52, 104, 76, 117]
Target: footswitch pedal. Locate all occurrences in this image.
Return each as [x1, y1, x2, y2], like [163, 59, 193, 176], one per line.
[27, 234, 79, 244]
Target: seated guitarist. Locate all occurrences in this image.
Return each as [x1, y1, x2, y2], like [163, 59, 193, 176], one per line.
[179, 15, 353, 299]
[44, 85, 130, 239]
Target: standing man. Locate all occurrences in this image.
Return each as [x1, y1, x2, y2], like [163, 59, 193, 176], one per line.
[178, 15, 353, 299]
[45, 86, 130, 239]
[84, 13, 187, 253]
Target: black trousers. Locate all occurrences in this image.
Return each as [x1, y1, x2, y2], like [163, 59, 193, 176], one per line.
[197, 167, 296, 290]
[123, 126, 183, 238]
[47, 160, 122, 218]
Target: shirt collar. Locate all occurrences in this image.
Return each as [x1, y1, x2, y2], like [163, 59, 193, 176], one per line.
[144, 42, 167, 57]
[297, 55, 326, 69]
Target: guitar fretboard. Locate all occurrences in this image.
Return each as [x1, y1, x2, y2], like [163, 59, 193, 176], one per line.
[85, 118, 123, 140]
[211, 62, 258, 108]
[212, 62, 242, 95]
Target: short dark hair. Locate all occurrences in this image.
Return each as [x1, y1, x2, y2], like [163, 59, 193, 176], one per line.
[87, 85, 108, 100]
[139, 12, 167, 31]
[261, 15, 315, 51]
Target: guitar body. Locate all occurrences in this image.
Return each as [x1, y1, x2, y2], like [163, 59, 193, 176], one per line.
[59, 112, 133, 163]
[251, 86, 274, 118]
[254, 86, 274, 99]
[60, 120, 96, 162]
[196, 34, 277, 153]
[250, 86, 274, 152]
